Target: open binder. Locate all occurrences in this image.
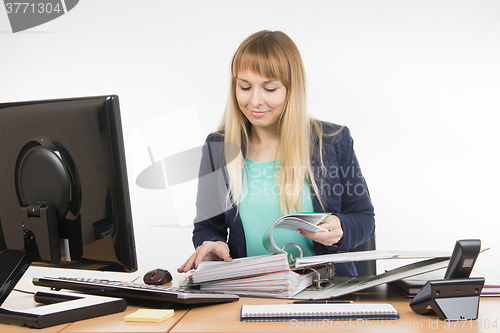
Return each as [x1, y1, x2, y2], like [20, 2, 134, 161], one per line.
[190, 215, 455, 299]
[190, 250, 452, 300]
[295, 256, 451, 300]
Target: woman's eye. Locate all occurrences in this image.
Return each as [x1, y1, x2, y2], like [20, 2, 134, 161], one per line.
[240, 86, 251, 91]
[265, 88, 277, 92]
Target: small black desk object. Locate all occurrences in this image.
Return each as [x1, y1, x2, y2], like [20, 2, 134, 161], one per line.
[0, 250, 127, 329]
[410, 239, 485, 321]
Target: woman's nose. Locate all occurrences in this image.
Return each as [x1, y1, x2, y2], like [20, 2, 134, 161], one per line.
[251, 90, 264, 107]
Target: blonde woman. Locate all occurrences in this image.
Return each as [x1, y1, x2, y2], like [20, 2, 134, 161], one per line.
[178, 30, 374, 276]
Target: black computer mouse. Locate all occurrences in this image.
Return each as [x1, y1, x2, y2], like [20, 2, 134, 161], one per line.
[143, 268, 173, 285]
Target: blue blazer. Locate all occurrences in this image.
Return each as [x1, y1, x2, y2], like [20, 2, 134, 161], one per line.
[192, 122, 375, 276]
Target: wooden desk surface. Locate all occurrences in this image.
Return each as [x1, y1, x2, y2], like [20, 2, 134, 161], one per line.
[2, 283, 499, 332]
[60, 305, 189, 333]
[170, 285, 500, 333]
[0, 306, 190, 333]
[1, 291, 189, 333]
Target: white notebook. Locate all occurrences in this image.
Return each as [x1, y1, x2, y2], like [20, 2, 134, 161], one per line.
[240, 303, 399, 322]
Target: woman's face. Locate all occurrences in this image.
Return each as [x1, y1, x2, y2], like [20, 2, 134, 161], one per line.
[236, 70, 287, 133]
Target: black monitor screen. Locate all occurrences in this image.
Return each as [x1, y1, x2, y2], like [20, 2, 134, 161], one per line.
[0, 95, 137, 273]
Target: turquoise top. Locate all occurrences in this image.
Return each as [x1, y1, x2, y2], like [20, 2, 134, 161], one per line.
[239, 159, 315, 259]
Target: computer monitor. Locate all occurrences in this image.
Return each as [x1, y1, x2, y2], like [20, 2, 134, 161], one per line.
[0, 95, 138, 327]
[0, 95, 137, 272]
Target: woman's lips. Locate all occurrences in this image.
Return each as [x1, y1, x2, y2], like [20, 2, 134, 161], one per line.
[250, 110, 269, 117]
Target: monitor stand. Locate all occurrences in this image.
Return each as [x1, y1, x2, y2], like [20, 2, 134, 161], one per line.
[0, 249, 127, 329]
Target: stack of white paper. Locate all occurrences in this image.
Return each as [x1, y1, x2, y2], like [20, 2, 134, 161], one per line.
[200, 270, 315, 298]
[191, 253, 290, 284]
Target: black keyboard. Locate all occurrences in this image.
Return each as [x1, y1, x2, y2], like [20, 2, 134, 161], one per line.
[32, 276, 239, 305]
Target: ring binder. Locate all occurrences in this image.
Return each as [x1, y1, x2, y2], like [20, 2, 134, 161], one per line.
[263, 213, 331, 255]
[309, 264, 336, 290]
[281, 243, 303, 265]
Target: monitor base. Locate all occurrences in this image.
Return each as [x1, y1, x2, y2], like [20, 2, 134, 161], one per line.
[0, 249, 127, 329]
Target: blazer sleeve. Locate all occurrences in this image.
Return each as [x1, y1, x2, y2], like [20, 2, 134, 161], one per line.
[320, 126, 375, 252]
[192, 135, 230, 247]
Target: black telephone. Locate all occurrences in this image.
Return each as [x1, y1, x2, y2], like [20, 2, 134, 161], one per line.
[410, 239, 485, 321]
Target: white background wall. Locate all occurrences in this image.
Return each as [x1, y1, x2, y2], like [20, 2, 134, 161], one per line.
[1, 1, 499, 281]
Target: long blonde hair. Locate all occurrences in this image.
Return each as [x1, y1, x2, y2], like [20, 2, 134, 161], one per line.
[218, 30, 326, 214]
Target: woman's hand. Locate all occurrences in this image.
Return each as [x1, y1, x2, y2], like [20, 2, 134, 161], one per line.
[298, 215, 343, 247]
[177, 241, 232, 273]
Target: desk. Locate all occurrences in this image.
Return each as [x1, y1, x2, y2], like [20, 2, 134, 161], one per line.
[0, 305, 189, 333]
[57, 305, 189, 333]
[2, 285, 499, 332]
[171, 285, 500, 333]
